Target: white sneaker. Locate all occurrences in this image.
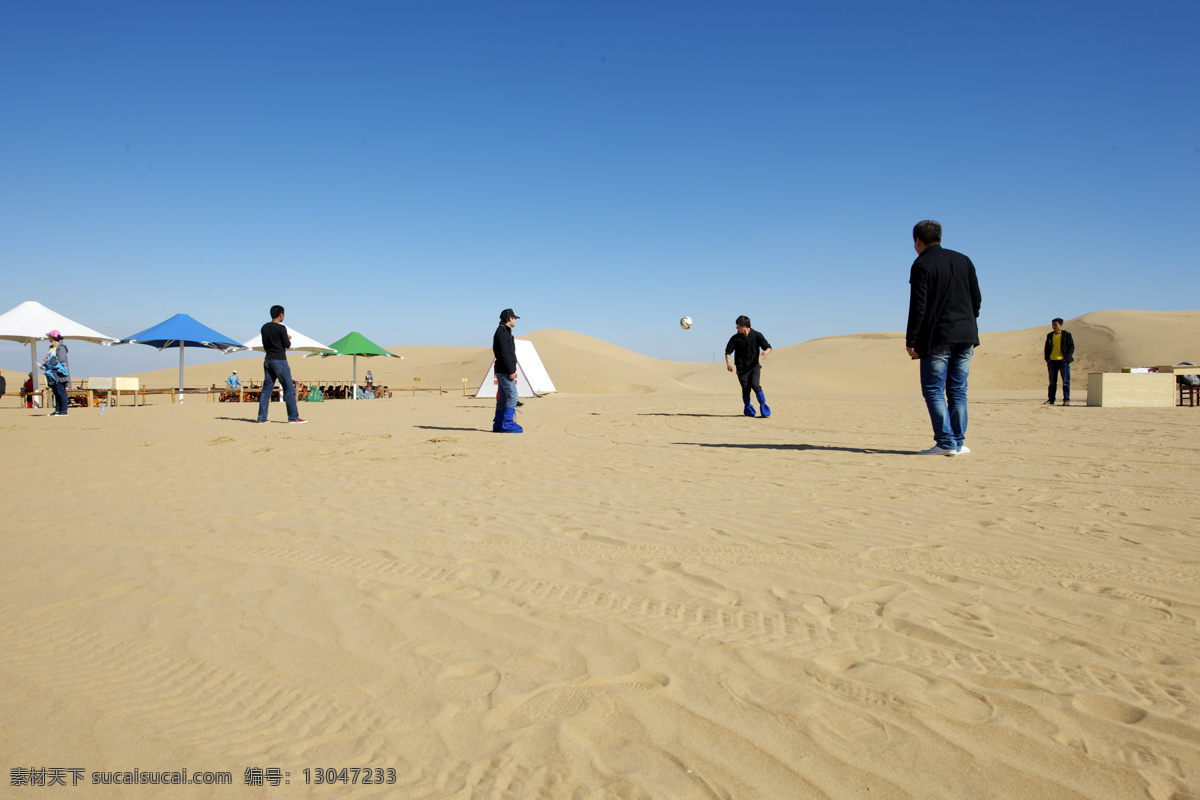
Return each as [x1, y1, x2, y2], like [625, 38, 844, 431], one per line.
[957, 445, 970, 455]
[919, 445, 958, 456]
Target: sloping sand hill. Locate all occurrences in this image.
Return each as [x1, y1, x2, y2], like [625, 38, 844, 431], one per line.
[772, 310, 1200, 393]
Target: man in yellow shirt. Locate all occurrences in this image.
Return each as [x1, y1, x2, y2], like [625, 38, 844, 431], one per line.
[1044, 318, 1075, 406]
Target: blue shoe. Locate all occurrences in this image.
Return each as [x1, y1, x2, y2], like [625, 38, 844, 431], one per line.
[755, 390, 771, 417]
[492, 407, 504, 432]
[500, 407, 523, 433]
[743, 402, 756, 417]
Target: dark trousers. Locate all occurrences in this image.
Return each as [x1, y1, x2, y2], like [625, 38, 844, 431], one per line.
[1048, 360, 1070, 402]
[51, 381, 69, 414]
[737, 365, 762, 398]
[257, 359, 300, 422]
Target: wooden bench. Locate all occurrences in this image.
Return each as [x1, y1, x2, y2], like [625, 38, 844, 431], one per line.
[84, 377, 113, 407]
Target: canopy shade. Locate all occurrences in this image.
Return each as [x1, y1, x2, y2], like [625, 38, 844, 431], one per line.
[241, 327, 334, 354]
[313, 331, 402, 358]
[120, 313, 244, 351]
[0, 300, 119, 345]
[0, 300, 119, 395]
[307, 331, 401, 400]
[119, 313, 246, 401]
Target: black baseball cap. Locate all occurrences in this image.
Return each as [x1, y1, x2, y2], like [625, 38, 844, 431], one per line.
[500, 308, 520, 322]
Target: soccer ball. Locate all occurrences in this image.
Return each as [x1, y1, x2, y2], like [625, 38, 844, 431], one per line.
[680, 316, 693, 330]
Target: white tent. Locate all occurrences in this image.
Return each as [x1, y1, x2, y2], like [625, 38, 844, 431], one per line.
[474, 338, 556, 398]
[0, 300, 118, 398]
[239, 327, 335, 354]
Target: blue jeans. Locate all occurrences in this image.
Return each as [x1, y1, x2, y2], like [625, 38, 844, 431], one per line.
[1047, 360, 1070, 401]
[51, 381, 69, 414]
[257, 359, 300, 422]
[919, 343, 973, 450]
[495, 374, 518, 414]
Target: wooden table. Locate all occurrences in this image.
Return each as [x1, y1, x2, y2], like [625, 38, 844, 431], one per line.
[1089, 372, 1176, 407]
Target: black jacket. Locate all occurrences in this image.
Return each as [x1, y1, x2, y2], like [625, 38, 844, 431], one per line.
[906, 244, 981, 355]
[1044, 330, 1075, 363]
[493, 324, 517, 376]
[725, 329, 772, 371]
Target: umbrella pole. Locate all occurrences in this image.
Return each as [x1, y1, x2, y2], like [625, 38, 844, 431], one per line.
[30, 342, 40, 407]
[353, 355, 358, 400]
[178, 345, 185, 403]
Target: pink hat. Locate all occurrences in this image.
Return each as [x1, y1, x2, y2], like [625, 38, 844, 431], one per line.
[46, 330, 62, 339]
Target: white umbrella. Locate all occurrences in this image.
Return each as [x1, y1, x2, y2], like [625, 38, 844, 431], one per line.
[238, 327, 335, 354]
[0, 300, 118, 397]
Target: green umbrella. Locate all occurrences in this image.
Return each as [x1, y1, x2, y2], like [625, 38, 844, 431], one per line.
[307, 331, 402, 399]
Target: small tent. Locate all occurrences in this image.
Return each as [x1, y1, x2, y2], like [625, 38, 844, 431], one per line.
[474, 338, 556, 398]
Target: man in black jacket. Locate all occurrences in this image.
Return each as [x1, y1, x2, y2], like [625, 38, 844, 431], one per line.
[725, 315, 773, 417]
[1044, 318, 1075, 406]
[905, 220, 981, 456]
[257, 305, 306, 424]
[492, 309, 523, 433]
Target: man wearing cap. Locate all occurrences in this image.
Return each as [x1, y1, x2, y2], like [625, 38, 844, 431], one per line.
[40, 330, 71, 417]
[492, 309, 523, 433]
[226, 369, 243, 401]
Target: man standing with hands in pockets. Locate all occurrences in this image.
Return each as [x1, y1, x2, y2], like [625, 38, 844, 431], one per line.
[492, 309, 523, 433]
[1044, 318, 1075, 406]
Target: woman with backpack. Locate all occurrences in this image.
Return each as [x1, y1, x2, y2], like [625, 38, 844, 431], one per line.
[41, 330, 70, 416]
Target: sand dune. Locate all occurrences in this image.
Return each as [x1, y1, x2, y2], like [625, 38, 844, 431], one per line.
[772, 310, 1200, 393]
[2, 310, 1199, 797]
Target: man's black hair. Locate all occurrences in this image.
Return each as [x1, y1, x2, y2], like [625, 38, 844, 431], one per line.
[736, 315, 751, 328]
[270, 305, 285, 319]
[913, 220, 942, 245]
[1052, 317, 1064, 325]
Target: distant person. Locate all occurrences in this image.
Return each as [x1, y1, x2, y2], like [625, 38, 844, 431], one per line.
[226, 369, 242, 401]
[23, 372, 34, 408]
[905, 220, 981, 455]
[492, 308, 522, 433]
[40, 330, 71, 417]
[1044, 318, 1075, 406]
[364, 370, 374, 387]
[256, 305, 306, 424]
[725, 315, 772, 417]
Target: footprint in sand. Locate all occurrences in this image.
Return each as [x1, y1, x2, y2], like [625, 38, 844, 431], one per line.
[1072, 693, 1147, 724]
[435, 662, 501, 704]
[488, 669, 668, 730]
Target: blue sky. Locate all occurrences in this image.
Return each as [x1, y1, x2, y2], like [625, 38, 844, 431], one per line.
[2, 1, 1197, 377]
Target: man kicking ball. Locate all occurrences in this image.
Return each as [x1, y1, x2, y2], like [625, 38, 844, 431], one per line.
[725, 315, 773, 417]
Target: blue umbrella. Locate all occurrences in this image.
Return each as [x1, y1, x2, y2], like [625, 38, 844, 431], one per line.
[119, 313, 245, 402]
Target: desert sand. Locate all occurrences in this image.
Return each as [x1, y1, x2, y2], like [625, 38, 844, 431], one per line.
[2, 311, 1198, 799]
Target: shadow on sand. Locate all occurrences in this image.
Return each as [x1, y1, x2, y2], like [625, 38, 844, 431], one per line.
[414, 425, 488, 432]
[676, 441, 913, 455]
[638, 413, 741, 418]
